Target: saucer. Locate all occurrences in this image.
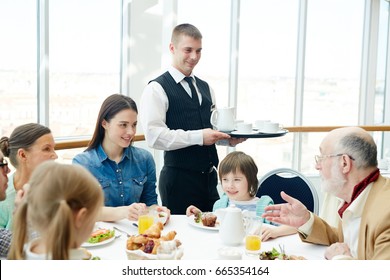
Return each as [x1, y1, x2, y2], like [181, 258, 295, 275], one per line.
[258, 129, 285, 134]
[230, 130, 259, 135]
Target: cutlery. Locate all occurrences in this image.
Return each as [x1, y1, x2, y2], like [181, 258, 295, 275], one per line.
[113, 226, 132, 237]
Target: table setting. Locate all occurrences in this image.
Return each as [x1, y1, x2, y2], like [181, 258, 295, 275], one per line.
[83, 213, 326, 260]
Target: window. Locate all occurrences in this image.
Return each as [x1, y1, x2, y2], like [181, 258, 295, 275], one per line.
[49, 0, 121, 138]
[1, 0, 388, 175]
[0, 0, 37, 136]
[237, 0, 299, 173]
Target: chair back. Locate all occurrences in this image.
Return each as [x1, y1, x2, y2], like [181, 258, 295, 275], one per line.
[257, 168, 319, 215]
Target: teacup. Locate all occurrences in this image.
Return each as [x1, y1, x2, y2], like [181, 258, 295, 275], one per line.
[262, 122, 281, 133]
[236, 122, 253, 133]
[254, 120, 270, 131]
[234, 119, 244, 130]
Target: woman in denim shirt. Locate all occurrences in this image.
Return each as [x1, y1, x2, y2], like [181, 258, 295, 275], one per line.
[73, 94, 170, 221]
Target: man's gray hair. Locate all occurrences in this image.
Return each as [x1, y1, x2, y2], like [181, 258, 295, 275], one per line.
[336, 133, 377, 169]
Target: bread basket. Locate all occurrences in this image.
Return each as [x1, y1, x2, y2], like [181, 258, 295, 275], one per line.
[126, 247, 184, 260]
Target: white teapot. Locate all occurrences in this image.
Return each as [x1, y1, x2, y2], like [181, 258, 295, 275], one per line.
[210, 107, 235, 132]
[218, 205, 245, 246]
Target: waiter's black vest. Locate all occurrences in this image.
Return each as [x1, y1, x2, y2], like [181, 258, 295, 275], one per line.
[151, 71, 219, 172]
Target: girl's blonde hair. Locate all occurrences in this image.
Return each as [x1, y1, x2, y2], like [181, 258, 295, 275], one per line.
[8, 161, 103, 260]
[218, 151, 259, 197]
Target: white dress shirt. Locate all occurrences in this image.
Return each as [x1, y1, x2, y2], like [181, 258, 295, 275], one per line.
[319, 192, 342, 228]
[140, 66, 217, 151]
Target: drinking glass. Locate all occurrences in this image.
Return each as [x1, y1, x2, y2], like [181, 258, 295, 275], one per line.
[138, 209, 154, 234]
[244, 215, 262, 256]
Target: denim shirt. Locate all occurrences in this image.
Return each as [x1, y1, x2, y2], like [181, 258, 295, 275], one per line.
[72, 145, 158, 207]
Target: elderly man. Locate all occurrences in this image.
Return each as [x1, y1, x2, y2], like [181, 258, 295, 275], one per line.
[262, 126, 390, 260]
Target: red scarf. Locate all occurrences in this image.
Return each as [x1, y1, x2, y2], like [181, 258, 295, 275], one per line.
[338, 168, 379, 218]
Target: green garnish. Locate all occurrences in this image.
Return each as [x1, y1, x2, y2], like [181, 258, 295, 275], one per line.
[194, 212, 202, 223]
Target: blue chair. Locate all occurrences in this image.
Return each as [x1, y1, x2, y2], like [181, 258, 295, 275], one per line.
[257, 168, 319, 215]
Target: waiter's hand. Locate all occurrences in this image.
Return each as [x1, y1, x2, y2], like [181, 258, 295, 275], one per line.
[202, 128, 230, 145]
[229, 137, 247, 147]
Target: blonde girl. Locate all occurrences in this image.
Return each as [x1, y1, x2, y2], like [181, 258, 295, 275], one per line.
[8, 161, 103, 260]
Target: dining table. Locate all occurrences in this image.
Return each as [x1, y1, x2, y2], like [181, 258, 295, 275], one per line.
[84, 215, 326, 260]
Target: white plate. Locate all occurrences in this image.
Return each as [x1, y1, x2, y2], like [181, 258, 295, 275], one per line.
[82, 235, 116, 248]
[187, 215, 220, 231]
[230, 130, 259, 135]
[82, 229, 119, 248]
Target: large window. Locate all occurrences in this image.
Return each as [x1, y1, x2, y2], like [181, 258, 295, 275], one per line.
[302, 0, 365, 173]
[177, 0, 231, 107]
[0, 0, 388, 175]
[0, 0, 37, 136]
[237, 0, 299, 173]
[49, 0, 121, 138]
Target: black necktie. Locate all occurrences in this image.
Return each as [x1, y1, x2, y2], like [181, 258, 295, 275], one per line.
[184, 76, 200, 105]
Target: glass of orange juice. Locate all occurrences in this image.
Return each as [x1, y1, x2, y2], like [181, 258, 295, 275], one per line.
[244, 215, 262, 256]
[138, 209, 154, 234]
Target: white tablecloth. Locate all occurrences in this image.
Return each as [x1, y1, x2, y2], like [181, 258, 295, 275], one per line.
[85, 215, 326, 260]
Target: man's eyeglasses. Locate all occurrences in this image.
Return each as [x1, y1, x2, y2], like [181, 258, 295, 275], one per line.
[314, 153, 355, 164]
[0, 158, 8, 168]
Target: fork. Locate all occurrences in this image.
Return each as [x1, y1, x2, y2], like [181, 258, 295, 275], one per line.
[278, 244, 285, 255]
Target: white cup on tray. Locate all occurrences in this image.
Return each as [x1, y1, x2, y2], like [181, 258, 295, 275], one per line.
[236, 122, 253, 134]
[262, 122, 281, 133]
[254, 120, 270, 131]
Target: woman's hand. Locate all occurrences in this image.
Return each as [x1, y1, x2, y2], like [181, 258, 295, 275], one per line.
[154, 205, 171, 225]
[126, 203, 148, 221]
[13, 183, 30, 214]
[186, 205, 201, 216]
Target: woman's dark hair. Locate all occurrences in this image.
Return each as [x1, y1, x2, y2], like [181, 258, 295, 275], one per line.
[87, 94, 138, 151]
[0, 123, 51, 168]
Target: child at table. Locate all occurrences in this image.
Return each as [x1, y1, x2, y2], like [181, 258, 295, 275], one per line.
[8, 161, 104, 260]
[186, 151, 274, 224]
[187, 151, 318, 240]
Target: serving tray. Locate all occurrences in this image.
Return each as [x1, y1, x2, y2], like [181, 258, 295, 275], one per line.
[228, 129, 288, 138]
